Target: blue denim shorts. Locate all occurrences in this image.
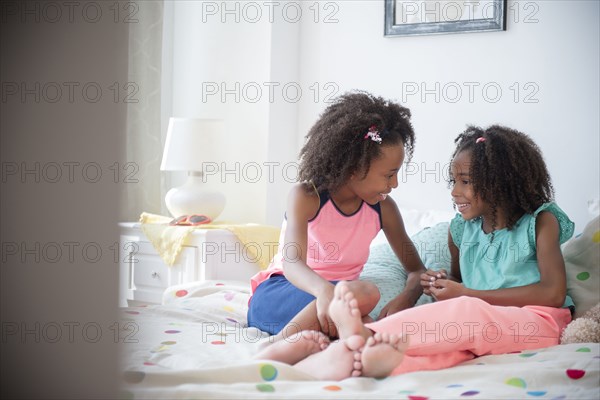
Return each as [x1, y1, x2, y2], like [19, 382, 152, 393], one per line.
[247, 274, 337, 335]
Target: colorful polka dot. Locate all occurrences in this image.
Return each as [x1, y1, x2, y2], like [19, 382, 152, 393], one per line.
[323, 385, 342, 391]
[123, 370, 145, 384]
[175, 289, 188, 297]
[223, 306, 235, 313]
[260, 364, 278, 381]
[575, 347, 591, 352]
[407, 396, 429, 400]
[164, 330, 180, 334]
[226, 318, 239, 324]
[224, 292, 235, 301]
[576, 271, 590, 281]
[527, 391, 547, 397]
[566, 369, 585, 379]
[446, 384, 463, 387]
[216, 283, 225, 286]
[460, 391, 480, 396]
[592, 230, 600, 243]
[519, 352, 537, 358]
[211, 340, 225, 345]
[143, 361, 155, 366]
[550, 396, 567, 400]
[256, 383, 275, 392]
[161, 341, 177, 345]
[505, 377, 527, 388]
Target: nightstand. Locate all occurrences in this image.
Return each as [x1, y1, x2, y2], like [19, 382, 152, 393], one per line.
[118, 223, 262, 306]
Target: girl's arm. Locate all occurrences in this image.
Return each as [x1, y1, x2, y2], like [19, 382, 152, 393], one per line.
[447, 230, 462, 282]
[431, 212, 567, 308]
[377, 197, 427, 319]
[281, 183, 337, 335]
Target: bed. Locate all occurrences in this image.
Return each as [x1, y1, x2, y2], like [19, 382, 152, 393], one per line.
[119, 208, 600, 399]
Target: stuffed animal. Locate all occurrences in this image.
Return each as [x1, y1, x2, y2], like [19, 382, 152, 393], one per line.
[561, 303, 600, 344]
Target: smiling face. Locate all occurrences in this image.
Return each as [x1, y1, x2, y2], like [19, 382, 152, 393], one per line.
[450, 149, 491, 221]
[349, 143, 405, 205]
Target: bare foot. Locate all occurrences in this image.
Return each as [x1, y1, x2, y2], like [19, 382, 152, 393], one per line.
[329, 282, 369, 340]
[361, 332, 408, 378]
[294, 335, 365, 380]
[254, 330, 330, 365]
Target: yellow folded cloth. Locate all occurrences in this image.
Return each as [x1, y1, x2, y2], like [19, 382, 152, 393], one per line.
[139, 212, 280, 270]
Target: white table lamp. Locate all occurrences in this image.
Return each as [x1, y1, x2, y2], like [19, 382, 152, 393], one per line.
[160, 118, 227, 220]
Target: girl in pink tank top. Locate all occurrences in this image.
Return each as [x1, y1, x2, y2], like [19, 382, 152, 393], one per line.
[247, 91, 428, 343]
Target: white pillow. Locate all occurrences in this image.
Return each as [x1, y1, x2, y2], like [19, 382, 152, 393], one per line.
[370, 207, 456, 247]
[563, 216, 600, 318]
[399, 207, 456, 238]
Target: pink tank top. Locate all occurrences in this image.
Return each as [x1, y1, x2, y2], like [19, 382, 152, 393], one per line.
[250, 191, 382, 292]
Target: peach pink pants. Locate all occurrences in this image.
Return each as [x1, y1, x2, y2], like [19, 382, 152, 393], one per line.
[365, 296, 572, 375]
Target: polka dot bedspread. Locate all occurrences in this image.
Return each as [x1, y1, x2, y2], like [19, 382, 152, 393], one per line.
[119, 280, 599, 399]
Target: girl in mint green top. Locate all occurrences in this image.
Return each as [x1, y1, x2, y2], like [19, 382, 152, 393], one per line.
[375, 124, 577, 375]
[423, 124, 575, 312]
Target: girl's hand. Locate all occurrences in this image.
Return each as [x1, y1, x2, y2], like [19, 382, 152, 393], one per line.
[315, 285, 337, 337]
[377, 293, 413, 320]
[429, 279, 465, 301]
[420, 268, 448, 296]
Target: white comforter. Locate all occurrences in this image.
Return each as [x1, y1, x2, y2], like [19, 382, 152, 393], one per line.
[119, 281, 600, 399]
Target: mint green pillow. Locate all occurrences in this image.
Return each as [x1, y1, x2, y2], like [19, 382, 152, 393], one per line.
[361, 222, 451, 319]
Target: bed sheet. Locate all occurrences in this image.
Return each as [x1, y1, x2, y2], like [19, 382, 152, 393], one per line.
[119, 280, 600, 400]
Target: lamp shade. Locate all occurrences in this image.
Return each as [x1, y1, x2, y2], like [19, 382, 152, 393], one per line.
[160, 118, 227, 220]
[160, 118, 227, 172]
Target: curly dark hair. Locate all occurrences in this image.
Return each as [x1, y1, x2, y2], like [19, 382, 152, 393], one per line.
[298, 91, 415, 192]
[450, 125, 554, 231]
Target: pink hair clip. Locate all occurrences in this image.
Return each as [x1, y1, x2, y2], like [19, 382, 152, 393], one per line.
[364, 125, 382, 144]
[476, 137, 486, 143]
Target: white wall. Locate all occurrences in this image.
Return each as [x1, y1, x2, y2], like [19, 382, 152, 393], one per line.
[167, 0, 599, 232]
[169, 0, 274, 223]
[292, 0, 599, 231]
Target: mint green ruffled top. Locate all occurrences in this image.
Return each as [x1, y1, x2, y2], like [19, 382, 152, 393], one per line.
[450, 202, 575, 309]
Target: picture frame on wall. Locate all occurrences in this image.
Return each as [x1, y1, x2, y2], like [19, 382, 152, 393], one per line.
[384, 0, 507, 37]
